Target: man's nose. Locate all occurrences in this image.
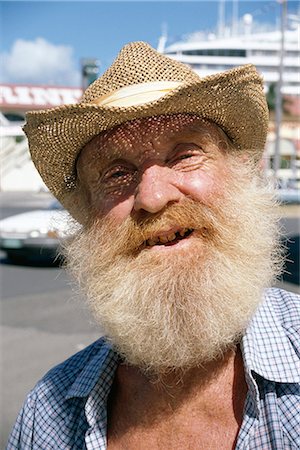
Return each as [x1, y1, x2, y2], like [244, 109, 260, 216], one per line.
[133, 165, 183, 214]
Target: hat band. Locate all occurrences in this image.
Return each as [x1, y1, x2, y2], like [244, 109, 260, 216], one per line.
[93, 81, 183, 108]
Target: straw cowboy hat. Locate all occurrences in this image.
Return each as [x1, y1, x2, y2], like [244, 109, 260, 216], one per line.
[24, 41, 268, 219]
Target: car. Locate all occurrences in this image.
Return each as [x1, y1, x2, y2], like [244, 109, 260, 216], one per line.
[277, 189, 300, 205]
[0, 201, 71, 263]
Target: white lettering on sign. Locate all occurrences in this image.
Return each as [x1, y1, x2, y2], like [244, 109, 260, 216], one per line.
[30, 87, 63, 106]
[14, 87, 32, 105]
[0, 84, 83, 108]
[60, 89, 82, 104]
[0, 86, 18, 104]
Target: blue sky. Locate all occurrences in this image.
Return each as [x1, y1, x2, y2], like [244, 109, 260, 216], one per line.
[1, 1, 299, 86]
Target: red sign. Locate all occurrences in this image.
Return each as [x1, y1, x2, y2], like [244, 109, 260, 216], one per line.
[0, 84, 83, 109]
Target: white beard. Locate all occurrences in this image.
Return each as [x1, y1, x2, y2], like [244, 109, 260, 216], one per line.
[64, 162, 282, 375]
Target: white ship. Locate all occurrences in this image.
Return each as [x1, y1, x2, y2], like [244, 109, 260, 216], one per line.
[161, 9, 299, 97]
[160, 6, 300, 194]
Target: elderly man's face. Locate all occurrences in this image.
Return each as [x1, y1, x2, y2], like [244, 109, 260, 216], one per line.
[78, 115, 231, 230]
[67, 114, 279, 374]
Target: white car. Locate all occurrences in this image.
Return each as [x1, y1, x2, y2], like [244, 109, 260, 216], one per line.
[277, 189, 300, 205]
[0, 201, 71, 263]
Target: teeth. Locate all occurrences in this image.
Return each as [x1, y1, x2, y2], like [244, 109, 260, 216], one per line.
[146, 229, 190, 246]
[159, 236, 169, 244]
[167, 233, 176, 242]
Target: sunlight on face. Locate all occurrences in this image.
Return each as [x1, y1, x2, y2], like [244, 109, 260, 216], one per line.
[77, 114, 235, 221]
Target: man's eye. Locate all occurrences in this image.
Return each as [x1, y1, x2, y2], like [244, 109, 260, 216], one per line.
[103, 167, 131, 181]
[168, 143, 204, 165]
[176, 153, 195, 161]
[110, 170, 128, 179]
[101, 166, 136, 190]
[169, 151, 199, 165]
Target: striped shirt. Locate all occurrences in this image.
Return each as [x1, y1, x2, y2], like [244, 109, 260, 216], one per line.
[7, 288, 300, 449]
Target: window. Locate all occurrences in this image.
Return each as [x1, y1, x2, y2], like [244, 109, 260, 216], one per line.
[181, 49, 246, 57]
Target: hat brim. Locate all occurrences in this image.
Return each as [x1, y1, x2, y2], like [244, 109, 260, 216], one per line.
[24, 64, 268, 220]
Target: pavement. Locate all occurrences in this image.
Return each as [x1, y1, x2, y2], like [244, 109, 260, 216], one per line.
[278, 203, 300, 218]
[1, 277, 100, 448]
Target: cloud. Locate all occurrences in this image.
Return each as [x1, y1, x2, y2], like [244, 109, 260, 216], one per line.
[0, 38, 81, 86]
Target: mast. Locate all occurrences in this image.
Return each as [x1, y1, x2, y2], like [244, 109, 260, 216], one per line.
[273, 0, 287, 181]
[157, 23, 168, 53]
[218, 0, 225, 37]
[232, 0, 239, 36]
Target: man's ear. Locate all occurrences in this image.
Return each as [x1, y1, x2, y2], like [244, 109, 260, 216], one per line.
[239, 152, 264, 171]
[257, 156, 267, 172]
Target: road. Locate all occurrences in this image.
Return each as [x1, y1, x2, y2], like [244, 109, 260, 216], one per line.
[0, 192, 299, 447]
[0, 193, 101, 447]
[1, 262, 101, 448]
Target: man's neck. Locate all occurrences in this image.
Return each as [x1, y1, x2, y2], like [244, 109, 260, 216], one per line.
[107, 346, 248, 447]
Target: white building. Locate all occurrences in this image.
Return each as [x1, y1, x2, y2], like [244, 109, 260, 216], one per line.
[0, 84, 82, 191]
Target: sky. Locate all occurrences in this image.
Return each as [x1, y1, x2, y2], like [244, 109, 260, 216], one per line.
[1, 1, 299, 86]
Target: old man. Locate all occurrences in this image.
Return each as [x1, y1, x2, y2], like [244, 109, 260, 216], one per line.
[8, 42, 299, 449]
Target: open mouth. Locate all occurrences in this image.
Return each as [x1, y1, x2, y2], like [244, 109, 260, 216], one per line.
[145, 228, 194, 247]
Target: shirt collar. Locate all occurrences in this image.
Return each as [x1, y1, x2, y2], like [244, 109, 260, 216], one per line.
[241, 288, 300, 383]
[65, 339, 119, 400]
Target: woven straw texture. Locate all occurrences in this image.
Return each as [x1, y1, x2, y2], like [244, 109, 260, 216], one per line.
[23, 41, 269, 219]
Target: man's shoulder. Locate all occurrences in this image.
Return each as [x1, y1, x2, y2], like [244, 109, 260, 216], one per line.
[242, 288, 300, 448]
[32, 337, 111, 399]
[22, 337, 113, 412]
[264, 287, 300, 326]
[7, 338, 116, 449]
[242, 287, 300, 384]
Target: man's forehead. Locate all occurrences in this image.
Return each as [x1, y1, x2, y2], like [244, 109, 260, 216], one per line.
[97, 114, 218, 145]
[79, 114, 222, 166]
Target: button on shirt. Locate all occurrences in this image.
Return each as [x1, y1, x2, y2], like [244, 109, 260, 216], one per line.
[7, 288, 300, 449]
